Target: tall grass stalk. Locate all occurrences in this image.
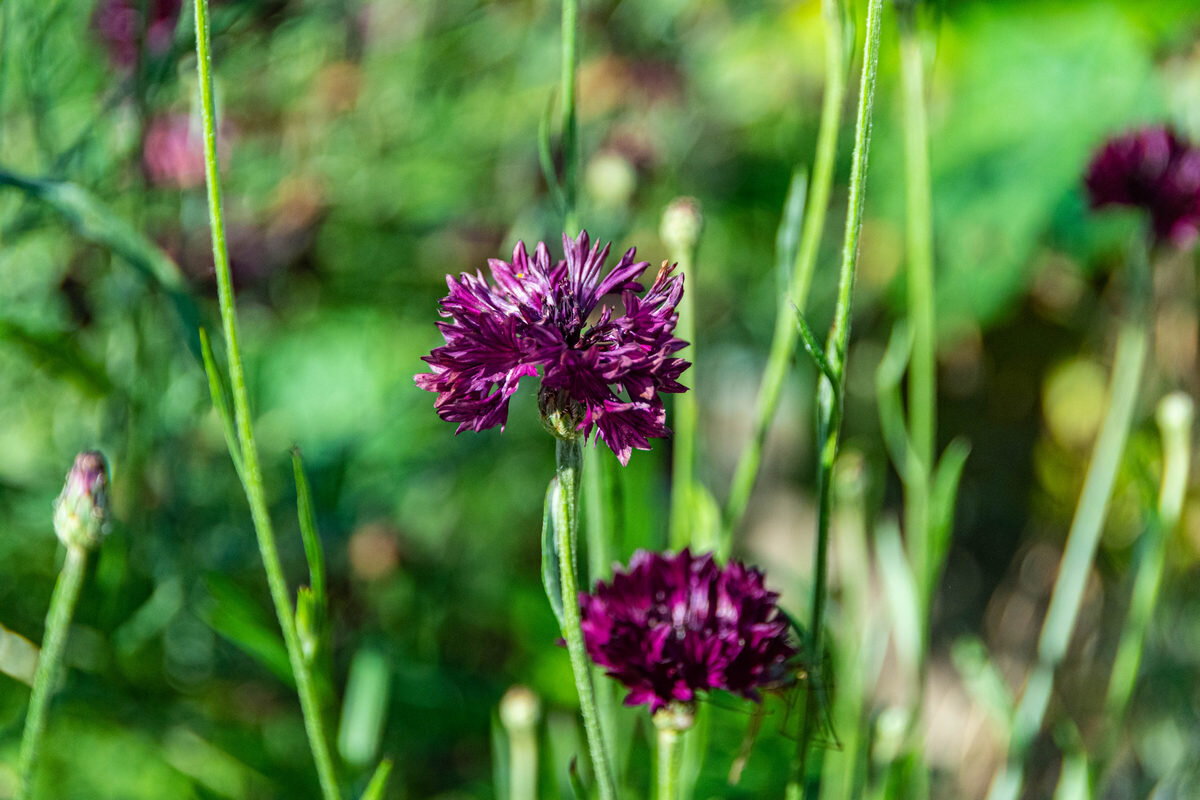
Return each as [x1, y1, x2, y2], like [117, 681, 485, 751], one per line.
[192, 2, 341, 798]
[987, 242, 1151, 800]
[561, 0, 579, 234]
[789, 0, 884, 796]
[724, 0, 847, 547]
[665, 201, 702, 550]
[15, 546, 87, 800]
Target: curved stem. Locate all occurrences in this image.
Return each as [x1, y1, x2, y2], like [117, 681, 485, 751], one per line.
[17, 546, 88, 800]
[1096, 392, 1193, 785]
[987, 245, 1151, 800]
[789, 0, 884, 795]
[555, 437, 617, 800]
[723, 0, 847, 545]
[192, 3, 341, 798]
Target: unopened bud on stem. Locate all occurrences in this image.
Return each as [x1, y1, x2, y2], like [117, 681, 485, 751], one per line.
[53, 451, 110, 551]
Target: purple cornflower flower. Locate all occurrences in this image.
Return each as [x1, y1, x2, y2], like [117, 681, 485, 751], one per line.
[415, 231, 690, 464]
[93, 0, 183, 68]
[579, 549, 796, 713]
[1084, 126, 1200, 248]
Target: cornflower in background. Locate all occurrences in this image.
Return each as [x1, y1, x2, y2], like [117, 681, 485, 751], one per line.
[579, 548, 795, 713]
[1084, 126, 1200, 247]
[580, 548, 795, 800]
[415, 230, 689, 464]
[93, 0, 182, 67]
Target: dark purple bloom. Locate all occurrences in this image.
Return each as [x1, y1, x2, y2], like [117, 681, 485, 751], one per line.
[415, 231, 689, 464]
[1084, 126, 1200, 248]
[93, 0, 183, 67]
[579, 549, 796, 713]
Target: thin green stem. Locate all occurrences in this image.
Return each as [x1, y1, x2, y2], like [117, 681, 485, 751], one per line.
[723, 0, 846, 545]
[17, 546, 88, 800]
[555, 437, 617, 800]
[561, 0, 579, 234]
[669, 238, 698, 551]
[790, 1, 883, 795]
[656, 724, 680, 800]
[192, 3, 341, 799]
[1096, 393, 1193, 783]
[987, 248, 1150, 800]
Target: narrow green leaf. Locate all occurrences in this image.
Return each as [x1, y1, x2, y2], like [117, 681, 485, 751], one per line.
[359, 759, 393, 800]
[950, 636, 1014, 736]
[791, 306, 838, 383]
[567, 757, 588, 800]
[491, 712, 511, 800]
[338, 646, 391, 767]
[0, 169, 202, 359]
[541, 477, 566, 631]
[875, 518, 921, 675]
[538, 93, 567, 217]
[929, 437, 971, 579]
[1053, 749, 1090, 800]
[199, 327, 245, 480]
[292, 447, 327, 612]
[875, 321, 917, 482]
[776, 168, 808, 299]
[0, 319, 113, 396]
[296, 587, 321, 666]
[199, 573, 293, 686]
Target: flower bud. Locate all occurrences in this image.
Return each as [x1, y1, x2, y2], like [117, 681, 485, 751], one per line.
[53, 451, 110, 551]
[499, 685, 541, 734]
[660, 197, 703, 256]
[538, 387, 585, 441]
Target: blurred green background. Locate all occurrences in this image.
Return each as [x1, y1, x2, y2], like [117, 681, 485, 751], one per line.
[1, 0, 1199, 797]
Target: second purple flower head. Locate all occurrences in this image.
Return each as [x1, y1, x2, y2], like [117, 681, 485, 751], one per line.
[416, 231, 690, 464]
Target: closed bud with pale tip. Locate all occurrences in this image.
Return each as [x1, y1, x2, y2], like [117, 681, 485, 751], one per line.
[660, 197, 702, 256]
[499, 685, 541, 734]
[53, 451, 110, 551]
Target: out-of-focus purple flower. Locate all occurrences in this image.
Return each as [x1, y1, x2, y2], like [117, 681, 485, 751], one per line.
[578, 549, 795, 713]
[93, 0, 183, 67]
[415, 231, 690, 464]
[1084, 126, 1200, 248]
[143, 114, 206, 188]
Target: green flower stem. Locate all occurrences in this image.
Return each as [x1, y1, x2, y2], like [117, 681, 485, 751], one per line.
[789, 0, 883, 796]
[898, 7, 935, 605]
[669, 238, 698, 550]
[724, 0, 846, 547]
[555, 437, 617, 800]
[16, 545, 88, 800]
[1098, 392, 1193, 780]
[655, 723, 680, 800]
[192, 2, 341, 799]
[561, 0, 579, 234]
[987, 249, 1150, 800]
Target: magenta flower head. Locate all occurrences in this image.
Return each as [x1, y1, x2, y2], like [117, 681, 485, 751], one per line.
[1084, 126, 1200, 248]
[415, 230, 690, 464]
[579, 549, 796, 713]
